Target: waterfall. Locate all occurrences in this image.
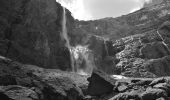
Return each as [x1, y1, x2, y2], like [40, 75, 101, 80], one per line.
[157, 30, 170, 53]
[61, 7, 95, 75]
[62, 7, 75, 71]
[104, 39, 109, 56]
[72, 45, 95, 75]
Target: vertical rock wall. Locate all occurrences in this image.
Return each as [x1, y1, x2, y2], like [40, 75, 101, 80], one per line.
[0, 0, 74, 70]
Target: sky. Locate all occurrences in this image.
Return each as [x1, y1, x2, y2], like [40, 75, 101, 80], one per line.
[56, 0, 153, 20]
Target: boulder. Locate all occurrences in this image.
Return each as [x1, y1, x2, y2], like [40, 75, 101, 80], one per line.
[87, 69, 116, 96]
[141, 88, 168, 100]
[0, 85, 38, 100]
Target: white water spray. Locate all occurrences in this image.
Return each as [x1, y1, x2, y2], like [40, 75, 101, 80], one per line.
[72, 45, 95, 75]
[62, 7, 75, 71]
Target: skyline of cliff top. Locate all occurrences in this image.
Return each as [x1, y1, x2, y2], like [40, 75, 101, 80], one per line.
[56, 0, 162, 20]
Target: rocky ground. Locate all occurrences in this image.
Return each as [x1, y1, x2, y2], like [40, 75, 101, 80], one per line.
[1, 56, 170, 100]
[0, 56, 87, 100]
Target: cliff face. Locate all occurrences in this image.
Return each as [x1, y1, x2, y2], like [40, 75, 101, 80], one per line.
[71, 0, 170, 44]
[0, 0, 74, 70]
[70, 0, 170, 77]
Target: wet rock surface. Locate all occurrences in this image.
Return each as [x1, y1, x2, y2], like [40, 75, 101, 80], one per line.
[0, 0, 74, 70]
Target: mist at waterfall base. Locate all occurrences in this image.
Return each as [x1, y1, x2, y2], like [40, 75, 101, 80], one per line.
[61, 7, 95, 75]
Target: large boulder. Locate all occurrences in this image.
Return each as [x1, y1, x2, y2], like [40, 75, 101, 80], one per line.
[141, 88, 168, 100]
[87, 69, 116, 96]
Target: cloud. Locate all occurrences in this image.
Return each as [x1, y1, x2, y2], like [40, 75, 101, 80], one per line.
[56, 0, 92, 20]
[130, 7, 141, 13]
[144, 0, 152, 4]
[129, 0, 153, 13]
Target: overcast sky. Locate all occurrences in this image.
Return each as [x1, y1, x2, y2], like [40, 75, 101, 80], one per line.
[56, 0, 152, 20]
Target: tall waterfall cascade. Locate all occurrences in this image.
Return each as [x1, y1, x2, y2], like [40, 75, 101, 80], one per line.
[61, 7, 95, 75]
[62, 7, 75, 72]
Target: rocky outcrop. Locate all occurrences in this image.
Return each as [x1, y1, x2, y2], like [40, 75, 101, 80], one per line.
[0, 56, 87, 100]
[113, 20, 170, 78]
[85, 72, 170, 100]
[107, 77, 170, 100]
[0, 0, 74, 70]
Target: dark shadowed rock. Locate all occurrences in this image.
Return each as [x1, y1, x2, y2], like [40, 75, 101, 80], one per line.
[100, 56, 116, 75]
[0, 92, 14, 100]
[87, 69, 116, 96]
[0, 75, 17, 86]
[141, 42, 169, 59]
[141, 88, 168, 100]
[143, 56, 170, 77]
[131, 79, 141, 83]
